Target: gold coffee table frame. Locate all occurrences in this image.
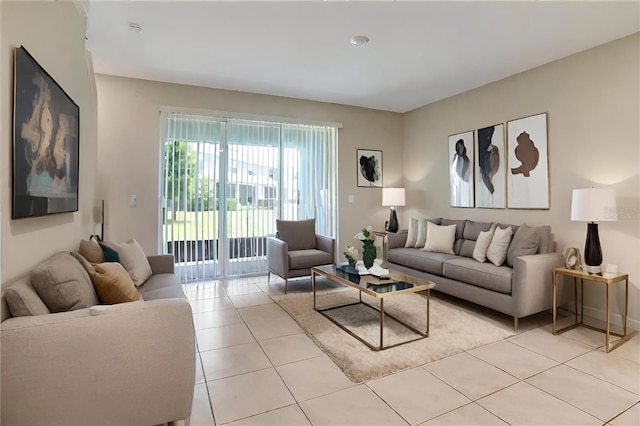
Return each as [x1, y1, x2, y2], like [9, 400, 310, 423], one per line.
[311, 265, 436, 351]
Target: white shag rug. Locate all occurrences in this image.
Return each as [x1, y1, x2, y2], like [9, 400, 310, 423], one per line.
[273, 287, 515, 383]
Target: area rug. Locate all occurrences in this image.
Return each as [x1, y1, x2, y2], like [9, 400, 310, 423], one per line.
[273, 286, 515, 382]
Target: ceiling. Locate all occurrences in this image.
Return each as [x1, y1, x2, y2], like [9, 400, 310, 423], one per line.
[86, 1, 640, 113]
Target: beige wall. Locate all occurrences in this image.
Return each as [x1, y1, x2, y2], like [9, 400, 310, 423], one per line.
[94, 75, 403, 256]
[0, 2, 98, 283]
[403, 34, 640, 327]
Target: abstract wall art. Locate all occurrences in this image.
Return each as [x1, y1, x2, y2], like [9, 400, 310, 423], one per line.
[476, 123, 505, 209]
[12, 46, 80, 219]
[507, 113, 549, 209]
[357, 149, 382, 187]
[448, 131, 475, 208]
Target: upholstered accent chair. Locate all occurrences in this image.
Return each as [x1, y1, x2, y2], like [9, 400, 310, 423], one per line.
[267, 219, 335, 293]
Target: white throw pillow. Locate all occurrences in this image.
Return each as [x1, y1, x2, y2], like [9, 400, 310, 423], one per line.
[404, 217, 419, 247]
[415, 218, 429, 248]
[101, 238, 152, 287]
[473, 225, 497, 263]
[422, 222, 456, 254]
[486, 226, 513, 266]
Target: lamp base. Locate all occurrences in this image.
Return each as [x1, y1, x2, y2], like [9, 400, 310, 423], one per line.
[584, 222, 602, 275]
[387, 208, 399, 233]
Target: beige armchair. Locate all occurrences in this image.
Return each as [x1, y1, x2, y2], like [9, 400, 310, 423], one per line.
[267, 219, 335, 293]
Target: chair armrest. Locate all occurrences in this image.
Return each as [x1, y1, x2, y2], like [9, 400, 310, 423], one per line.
[267, 237, 289, 277]
[316, 234, 335, 263]
[1, 299, 196, 425]
[147, 254, 175, 274]
[512, 252, 565, 318]
[388, 230, 408, 249]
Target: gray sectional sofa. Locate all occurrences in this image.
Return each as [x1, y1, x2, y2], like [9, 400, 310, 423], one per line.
[386, 218, 565, 331]
[1, 251, 195, 425]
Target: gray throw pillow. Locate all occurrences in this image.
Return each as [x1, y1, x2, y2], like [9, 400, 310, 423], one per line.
[506, 224, 541, 266]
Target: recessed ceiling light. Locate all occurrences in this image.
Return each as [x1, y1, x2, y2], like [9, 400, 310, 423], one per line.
[128, 22, 143, 34]
[350, 35, 369, 47]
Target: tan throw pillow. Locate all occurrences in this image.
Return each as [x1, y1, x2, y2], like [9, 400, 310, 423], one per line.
[101, 239, 152, 287]
[89, 262, 141, 304]
[78, 239, 107, 264]
[422, 222, 456, 254]
[473, 225, 497, 263]
[404, 218, 419, 247]
[486, 226, 513, 266]
[30, 252, 99, 313]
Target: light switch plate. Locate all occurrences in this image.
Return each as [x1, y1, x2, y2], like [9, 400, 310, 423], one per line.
[129, 194, 137, 207]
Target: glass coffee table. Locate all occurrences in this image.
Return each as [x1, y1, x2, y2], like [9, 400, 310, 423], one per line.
[311, 264, 436, 351]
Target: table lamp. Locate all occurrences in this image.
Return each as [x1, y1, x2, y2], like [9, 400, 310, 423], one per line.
[382, 188, 405, 233]
[570, 188, 618, 274]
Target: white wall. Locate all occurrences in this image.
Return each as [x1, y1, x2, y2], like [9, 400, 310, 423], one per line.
[403, 34, 640, 327]
[94, 75, 403, 257]
[0, 1, 98, 284]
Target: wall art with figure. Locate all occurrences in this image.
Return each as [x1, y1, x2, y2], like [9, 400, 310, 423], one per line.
[507, 113, 549, 209]
[12, 46, 79, 219]
[448, 131, 475, 207]
[475, 123, 505, 209]
[356, 149, 382, 187]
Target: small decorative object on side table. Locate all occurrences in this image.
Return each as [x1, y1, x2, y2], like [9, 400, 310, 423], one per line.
[552, 267, 636, 352]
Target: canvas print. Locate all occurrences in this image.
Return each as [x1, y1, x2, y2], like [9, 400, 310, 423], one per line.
[12, 46, 79, 219]
[448, 131, 474, 207]
[476, 123, 505, 208]
[357, 149, 382, 187]
[507, 113, 549, 209]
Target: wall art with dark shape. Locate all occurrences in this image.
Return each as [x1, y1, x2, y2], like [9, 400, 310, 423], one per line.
[507, 113, 549, 209]
[12, 46, 79, 219]
[475, 123, 505, 208]
[448, 131, 475, 207]
[357, 149, 382, 187]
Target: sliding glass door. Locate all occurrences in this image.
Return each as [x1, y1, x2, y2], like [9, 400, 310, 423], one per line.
[160, 112, 337, 282]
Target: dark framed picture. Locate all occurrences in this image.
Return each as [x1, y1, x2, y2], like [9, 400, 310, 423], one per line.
[12, 46, 79, 219]
[475, 123, 505, 209]
[357, 149, 382, 187]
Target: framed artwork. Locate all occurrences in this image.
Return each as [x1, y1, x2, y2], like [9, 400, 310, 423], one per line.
[12, 46, 80, 219]
[475, 123, 505, 208]
[357, 149, 382, 187]
[448, 131, 475, 207]
[507, 113, 549, 209]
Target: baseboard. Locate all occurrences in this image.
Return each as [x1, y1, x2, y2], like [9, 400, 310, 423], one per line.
[567, 301, 640, 331]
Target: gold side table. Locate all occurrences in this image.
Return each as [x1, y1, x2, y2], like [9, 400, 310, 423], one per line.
[552, 267, 632, 353]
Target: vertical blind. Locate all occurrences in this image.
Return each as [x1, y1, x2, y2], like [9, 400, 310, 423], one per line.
[160, 111, 338, 282]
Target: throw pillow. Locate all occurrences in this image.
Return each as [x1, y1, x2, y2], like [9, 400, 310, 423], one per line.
[99, 243, 120, 262]
[486, 226, 513, 266]
[422, 222, 456, 254]
[473, 225, 497, 263]
[100, 239, 152, 287]
[3, 280, 51, 317]
[404, 217, 419, 247]
[415, 218, 429, 248]
[88, 262, 141, 304]
[79, 239, 107, 263]
[506, 224, 541, 266]
[30, 252, 99, 313]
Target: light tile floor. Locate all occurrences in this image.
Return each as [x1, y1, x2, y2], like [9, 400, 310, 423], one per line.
[184, 275, 640, 426]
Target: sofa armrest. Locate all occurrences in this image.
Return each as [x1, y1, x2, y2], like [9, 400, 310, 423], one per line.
[387, 230, 408, 250]
[147, 254, 175, 275]
[1, 299, 196, 425]
[512, 252, 565, 318]
[267, 237, 289, 277]
[316, 234, 335, 263]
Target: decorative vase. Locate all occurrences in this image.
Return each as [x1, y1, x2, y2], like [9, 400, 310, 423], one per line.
[348, 258, 356, 268]
[362, 242, 376, 269]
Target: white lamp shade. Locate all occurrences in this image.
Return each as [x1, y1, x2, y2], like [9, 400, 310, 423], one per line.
[571, 188, 618, 222]
[382, 188, 405, 207]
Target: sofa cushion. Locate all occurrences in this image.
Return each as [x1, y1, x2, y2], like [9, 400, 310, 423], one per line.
[288, 249, 332, 270]
[443, 257, 513, 294]
[79, 239, 107, 263]
[486, 226, 513, 266]
[139, 274, 186, 300]
[536, 225, 552, 254]
[3, 279, 51, 317]
[277, 219, 317, 251]
[88, 262, 141, 304]
[388, 248, 457, 275]
[463, 220, 493, 241]
[441, 218, 466, 241]
[101, 239, 152, 287]
[423, 222, 456, 254]
[506, 224, 540, 267]
[30, 253, 99, 313]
